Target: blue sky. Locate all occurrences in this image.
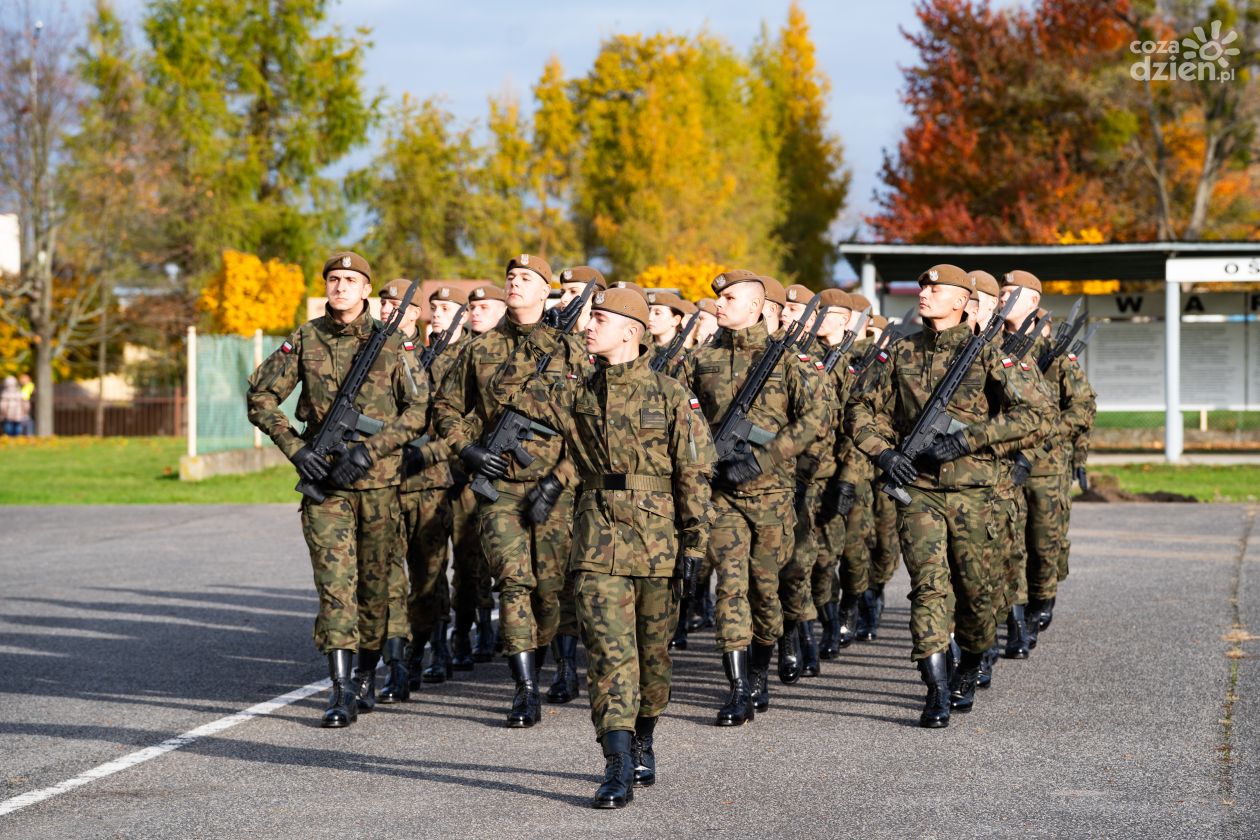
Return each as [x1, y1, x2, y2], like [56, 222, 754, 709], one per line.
[60, 0, 941, 272]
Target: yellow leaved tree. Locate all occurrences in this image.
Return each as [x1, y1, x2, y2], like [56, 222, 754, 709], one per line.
[636, 257, 728, 302]
[199, 250, 306, 335]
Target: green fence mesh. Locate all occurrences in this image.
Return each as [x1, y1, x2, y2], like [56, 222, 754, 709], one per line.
[196, 334, 299, 454]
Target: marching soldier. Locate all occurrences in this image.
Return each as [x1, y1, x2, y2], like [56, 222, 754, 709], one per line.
[646, 291, 695, 376]
[695, 298, 720, 346]
[681, 270, 826, 725]
[759, 275, 787, 335]
[246, 252, 428, 728]
[489, 287, 714, 808]
[433, 255, 588, 728]
[849, 264, 1042, 728]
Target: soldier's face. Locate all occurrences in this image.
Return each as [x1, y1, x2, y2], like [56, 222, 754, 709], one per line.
[820, 307, 850, 339]
[1000, 285, 1039, 326]
[558, 282, 585, 307]
[762, 301, 782, 334]
[696, 311, 719, 342]
[782, 301, 807, 324]
[325, 270, 371, 313]
[918, 283, 968, 320]
[716, 284, 763, 329]
[505, 268, 549, 312]
[381, 298, 421, 333]
[468, 300, 506, 333]
[585, 310, 636, 357]
[648, 305, 679, 339]
[974, 291, 998, 328]
[431, 300, 463, 333]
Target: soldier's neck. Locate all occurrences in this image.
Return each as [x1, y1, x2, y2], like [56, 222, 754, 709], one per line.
[507, 306, 543, 327]
[925, 312, 965, 332]
[654, 327, 678, 347]
[332, 302, 366, 324]
[602, 343, 640, 366]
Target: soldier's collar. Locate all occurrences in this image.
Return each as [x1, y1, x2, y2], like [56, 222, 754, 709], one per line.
[500, 314, 539, 338]
[322, 303, 374, 337]
[728, 319, 769, 350]
[603, 348, 654, 380]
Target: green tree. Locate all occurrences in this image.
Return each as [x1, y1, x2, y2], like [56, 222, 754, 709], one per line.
[465, 92, 532, 277]
[529, 56, 580, 264]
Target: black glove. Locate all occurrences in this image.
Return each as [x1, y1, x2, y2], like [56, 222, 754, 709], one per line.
[541, 304, 564, 329]
[291, 446, 329, 482]
[876, 448, 918, 485]
[793, 481, 808, 515]
[1075, 466, 1089, 493]
[525, 474, 564, 524]
[329, 444, 373, 487]
[1012, 452, 1032, 486]
[924, 431, 971, 466]
[821, 479, 857, 520]
[679, 552, 703, 600]
[714, 448, 762, 486]
[460, 443, 509, 480]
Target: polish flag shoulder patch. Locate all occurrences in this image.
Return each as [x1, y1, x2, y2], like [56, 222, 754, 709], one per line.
[796, 353, 811, 363]
[1019, 361, 1031, 371]
[876, 351, 889, 364]
[280, 340, 293, 354]
[1067, 353, 1078, 362]
[1001, 357, 1014, 368]
[688, 397, 701, 410]
[847, 364, 857, 374]
[566, 372, 579, 380]
[402, 340, 415, 352]
[812, 359, 825, 371]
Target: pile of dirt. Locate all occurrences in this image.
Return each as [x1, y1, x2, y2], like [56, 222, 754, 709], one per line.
[1074, 473, 1198, 503]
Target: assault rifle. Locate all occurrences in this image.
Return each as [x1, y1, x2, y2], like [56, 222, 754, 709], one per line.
[469, 279, 599, 502]
[1036, 297, 1086, 372]
[851, 306, 917, 393]
[419, 304, 467, 370]
[821, 307, 872, 373]
[296, 281, 420, 503]
[651, 309, 700, 373]
[879, 289, 1023, 505]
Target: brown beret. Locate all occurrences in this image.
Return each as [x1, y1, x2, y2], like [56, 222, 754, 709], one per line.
[611, 280, 649, 302]
[711, 269, 762, 295]
[696, 298, 717, 316]
[506, 253, 553, 284]
[818, 288, 853, 310]
[646, 291, 688, 315]
[469, 283, 506, 303]
[1037, 307, 1050, 320]
[1003, 269, 1042, 294]
[848, 292, 872, 312]
[918, 264, 973, 292]
[323, 251, 372, 283]
[871, 315, 889, 329]
[592, 288, 649, 327]
[428, 284, 469, 306]
[759, 275, 787, 307]
[785, 284, 813, 304]
[558, 265, 607, 290]
[968, 270, 1000, 297]
[379, 279, 421, 305]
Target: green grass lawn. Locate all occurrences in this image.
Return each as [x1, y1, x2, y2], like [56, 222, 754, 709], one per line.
[1085, 464, 1259, 503]
[1095, 411, 1260, 432]
[0, 437, 299, 504]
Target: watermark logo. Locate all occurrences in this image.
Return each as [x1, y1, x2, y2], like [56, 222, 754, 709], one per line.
[1130, 19, 1240, 83]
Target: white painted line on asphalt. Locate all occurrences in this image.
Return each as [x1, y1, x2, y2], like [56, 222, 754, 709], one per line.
[0, 678, 329, 818]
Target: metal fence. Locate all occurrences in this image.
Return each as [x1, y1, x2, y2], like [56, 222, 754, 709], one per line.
[53, 395, 184, 437]
[186, 328, 299, 457]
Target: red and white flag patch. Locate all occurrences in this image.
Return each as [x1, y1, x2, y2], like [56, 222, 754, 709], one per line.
[1067, 353, 1078, 362]
[566, 372, 579, 380]
[280, 340, 293, 354]
[847, 364, 857, 374]
[1019, 361, 1031, 371]
[1001, 357, 1014, 368]
[402, 340, 415, 352]
[876, 351, 889, 364]
[688, 397, 701, 410]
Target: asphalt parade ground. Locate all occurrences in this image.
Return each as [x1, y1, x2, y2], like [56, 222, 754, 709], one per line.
[0, 502, 1257, 839]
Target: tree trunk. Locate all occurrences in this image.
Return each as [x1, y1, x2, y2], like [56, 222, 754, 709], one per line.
[95, 297, 108, 437]
[34, 322, 54, 437]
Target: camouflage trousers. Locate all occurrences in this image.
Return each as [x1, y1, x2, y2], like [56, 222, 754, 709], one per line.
[898, 485, 998, 660]
[838, 479, 876, 597]
[300, 487, 404, 653]
[1056, 465, 1073, 583]
[779, 484, 819, 622]
[575, 571, 678, 738]
[450, 483, 494, 614]
[396, 487, 453, 642]
[991, 475, 1028, 620]
[871, 483, 901, 585]
[709, 490, 795, 651]
[810, 481, 847, 613]
[1023, 473, 1067, 602]
[479, 482, 574, 655]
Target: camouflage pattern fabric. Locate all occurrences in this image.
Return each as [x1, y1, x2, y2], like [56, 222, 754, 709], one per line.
[400, 486, 453, 641]
[809, 477, 846, 612]
[449, 482, 493, 613]
[1023, 473, 1067, 602]
[838, 478, 876, 597]
[991, 469, 1028, 619]
[709, 491, 795, 650]
[780, 482, 819, 622]
[871, 486, 901, 585]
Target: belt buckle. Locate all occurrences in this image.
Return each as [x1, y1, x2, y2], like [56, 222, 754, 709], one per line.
[603, 474, 628, 491]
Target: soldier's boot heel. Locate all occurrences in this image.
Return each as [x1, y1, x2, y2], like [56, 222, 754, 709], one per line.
[799, 620, 820, 677]
[631, 715, 657, 787]
[473, 607, 495, 663]
[1024, 600, 1042, 650]
[671, 596, 690, 650]
[1038, 595, 1056, 631]
[977, 645, 998, 690]
[546, 635, 580, 704]
[917, 651, 950, 729]
[750, 641, 774, 712]
[818, 602, 840, 660]
[685, 590, 705, 633]
[450, 610, 475, 671]
[423, 621, 453, 683]
[869, 584, 886, 637]
[855, 588, 878, 641]
[353, 647, 380, 712]
[406, 640, 426, 692]
[837, 592, 860, 648]
[777, 621, 802, 684]
[506, 650, 539, 728]
[378, 637, 410, 703]
[1003, 605, 1030, 659]
[322, 650, 358, 729]
[592, 731, 634, 809]
[949, 650, 983, 713]
[946, 635, 961, 684]
[715, 649, 754, 726]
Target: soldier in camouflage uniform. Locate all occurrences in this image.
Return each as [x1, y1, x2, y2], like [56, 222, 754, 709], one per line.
[246, 252, 428, 728]
[488, 287, 713, 809]
[1058, 357, 1096, 592]
[433, 254, 589, 728]
[850, 264, 1042, 728]
[680, 270, 827, 725]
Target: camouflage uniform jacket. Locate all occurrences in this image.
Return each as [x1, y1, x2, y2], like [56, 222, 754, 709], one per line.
[432, 316, 586, 486]
[838, 339, 878, 486]
[680, 319, 828, 496]
[848, 321, 1044, 490]
[246, 305, 429, 489]
[490, 326, 715, 577]
[796, 337, 846, 485]
[400, 332, 466, 491]
[1019, 336, 1096, 477]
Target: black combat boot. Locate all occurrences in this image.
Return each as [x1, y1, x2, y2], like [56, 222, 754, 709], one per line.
[799, 620, 820, 677]
[322, 650, 358, 729]
[946, 635, 961, 684]
[686, 591, 705, 632]
[378, 637, 410, 703]
[353, 647, 380, 712]
[856, 587, 880, 641]
[977, 645, 998, 689]
[631, 715, 657, 787]
[592, 731, 634, 809]
[868, 583, 886, 638]
[750, 641, 774, 712]
[917, 652, 950, 729]
[949, 650, 982, 712]
[696, 580, 715, 629]
[778, 620, 802, 684]
[450, 610, 475, 671]
[837, 592, 860, 648]
[406, 639, 426, 691]
[715, 649, 754, 726]
[473, 607, 495, 663]
[506, 649, 540, 728]
[423, 621, 453, 683]
[854, 592, 872, 640]
[818, 602, 840, 660]
[670, 596, 690, 650]
[1025, 599, 1043, 649]
[1003, 605, 1030, 659]
[547, 634, 580, 704]
[1037, 595, 1056, 631]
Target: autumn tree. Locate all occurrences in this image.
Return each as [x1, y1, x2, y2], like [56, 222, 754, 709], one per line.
[528, 56, 581, 264]
[636, 257, 728, 301]
[199, 250, 306, 335]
